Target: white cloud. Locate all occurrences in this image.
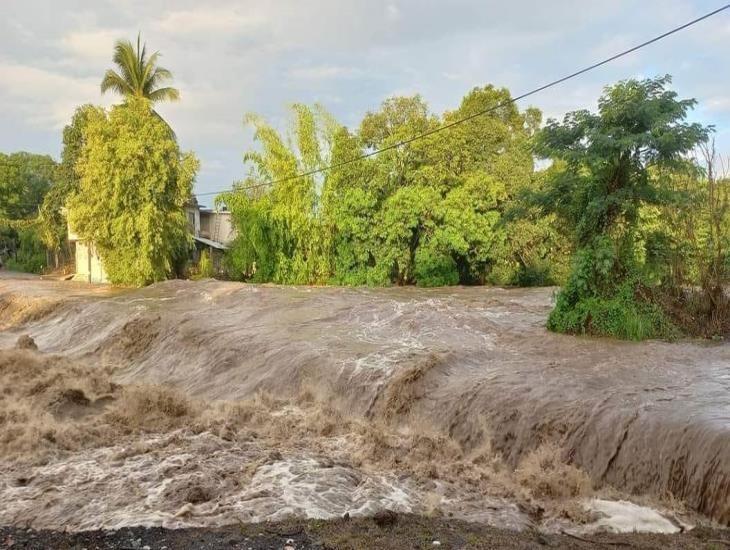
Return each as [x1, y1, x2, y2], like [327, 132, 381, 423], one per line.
[0, 63, 106, 128]
[61, 29, 124, 62]
[289, 65, 363, 80]
[9, 19, 34, 41]
[0, 0, 729, 195]
[386, 4, 401, 23]
[705, 97, 730, 113]
[154, 9, 264, 35]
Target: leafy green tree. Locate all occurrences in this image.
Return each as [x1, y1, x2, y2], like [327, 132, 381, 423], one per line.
[414, 86, 539, 285]
[355, 87, 543, 286]
[225, 86, 553, 287]
[320, 127, 382, 284]
[534, 76, 710, 339]
[0, 152, 56, 272]
[101, 34, 180, 104]
[223, 104, 338, 283]
[0, 152, 56, 220]
[67, 99, 198, 286]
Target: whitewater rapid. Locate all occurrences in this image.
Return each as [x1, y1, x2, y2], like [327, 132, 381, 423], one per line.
[0, 274, 727, 531]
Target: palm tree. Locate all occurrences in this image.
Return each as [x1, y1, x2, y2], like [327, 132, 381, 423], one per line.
[100, 34, 180, 104]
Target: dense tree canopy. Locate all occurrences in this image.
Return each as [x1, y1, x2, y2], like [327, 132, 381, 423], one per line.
[67, 99, 198, 286]
[224, 87, 567, 286]
[0, 152, 56, 220]
[0, 152, 57, 272]
[37, 105, 102, 260]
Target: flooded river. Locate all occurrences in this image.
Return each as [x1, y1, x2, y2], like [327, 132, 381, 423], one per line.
[0, 274, 727, 532]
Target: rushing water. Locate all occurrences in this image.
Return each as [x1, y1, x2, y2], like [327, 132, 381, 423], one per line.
[0, 274, 728, 530]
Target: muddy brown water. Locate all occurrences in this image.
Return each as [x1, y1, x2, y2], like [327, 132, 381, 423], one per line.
[0, 275, 728, 527]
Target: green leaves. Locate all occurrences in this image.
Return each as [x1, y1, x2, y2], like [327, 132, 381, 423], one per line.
[67, 99, 198, 286]
[0, 152, 57, 273]
[0, 152, 56, 220]
[224, 86, 563, 287]
[224, 105, 334, 284]
[101, 34, 180, 105]
[536, 76, 711, 339]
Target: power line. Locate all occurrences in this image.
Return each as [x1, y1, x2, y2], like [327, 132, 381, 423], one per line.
[196, 3, 730, 199]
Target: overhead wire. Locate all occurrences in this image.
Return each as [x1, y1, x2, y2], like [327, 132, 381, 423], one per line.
[195, 3, 730, 199]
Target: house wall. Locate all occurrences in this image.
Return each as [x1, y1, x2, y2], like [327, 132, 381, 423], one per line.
[74, 242, 89, 280]
[217, 213, 235, 244]
[199, 211, 236, 245]
[72, 242, 108, 284]
[200, 213, 211, 237]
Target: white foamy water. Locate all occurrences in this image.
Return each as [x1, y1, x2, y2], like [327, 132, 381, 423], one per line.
[0, 430, 532, 532]
[583, 499, 684, 534]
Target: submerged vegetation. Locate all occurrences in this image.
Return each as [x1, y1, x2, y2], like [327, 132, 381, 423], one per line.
[0, 29, 726, 339]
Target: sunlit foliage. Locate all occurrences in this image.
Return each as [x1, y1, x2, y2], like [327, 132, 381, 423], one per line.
[533, 76, 712, 339]
[224, 88, 567, 287]
[67, 99, 198, 286]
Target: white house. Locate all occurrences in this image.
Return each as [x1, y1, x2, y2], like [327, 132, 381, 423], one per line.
[184, 196, 236, 262]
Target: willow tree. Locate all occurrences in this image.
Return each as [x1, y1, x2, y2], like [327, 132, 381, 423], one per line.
[67, 99, 198, 286]
[535, 76, 709, 339]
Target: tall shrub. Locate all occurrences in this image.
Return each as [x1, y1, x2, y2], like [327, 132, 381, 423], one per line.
[534, 76, 709, 339]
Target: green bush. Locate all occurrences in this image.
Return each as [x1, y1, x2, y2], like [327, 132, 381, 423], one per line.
[414, 247, 459, 287]
[194, 249, 214, 279]
[548, 279, 676, 340]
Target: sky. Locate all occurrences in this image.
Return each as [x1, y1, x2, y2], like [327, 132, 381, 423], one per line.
[1, 0, 729, 202]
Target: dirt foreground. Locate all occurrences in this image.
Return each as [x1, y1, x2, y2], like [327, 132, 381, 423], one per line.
[2, 516, 730, 550]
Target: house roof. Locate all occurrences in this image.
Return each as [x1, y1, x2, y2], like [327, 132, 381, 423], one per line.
[199, 208, 231, 215]
[193, 236, 229, 250]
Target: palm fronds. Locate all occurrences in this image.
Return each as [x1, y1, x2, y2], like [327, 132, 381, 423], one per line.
[100, 33, 180, 104]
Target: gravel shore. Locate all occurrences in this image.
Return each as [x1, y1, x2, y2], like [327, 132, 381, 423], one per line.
[2, 515, 729, 549]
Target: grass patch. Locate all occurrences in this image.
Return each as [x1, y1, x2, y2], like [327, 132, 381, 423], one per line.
[548, 281, 677, 341]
